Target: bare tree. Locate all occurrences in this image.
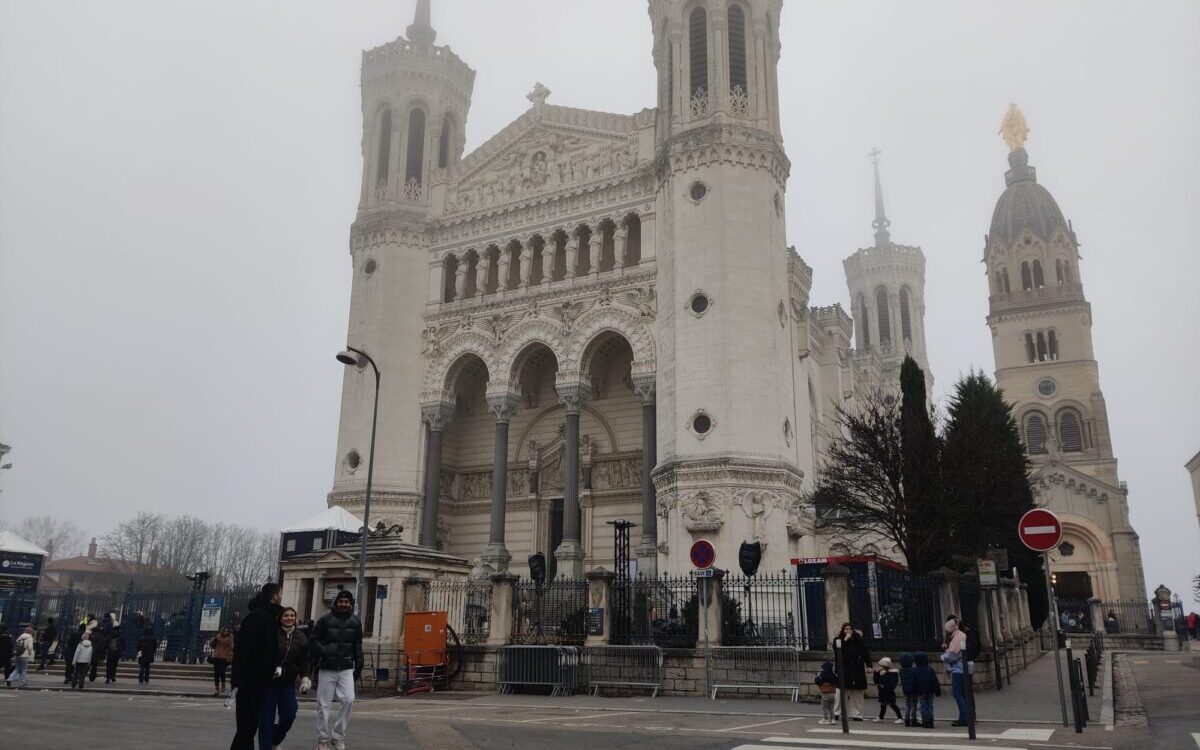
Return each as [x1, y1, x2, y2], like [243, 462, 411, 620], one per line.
[15, 516, 87, 559]
[100, 511, 164, 565]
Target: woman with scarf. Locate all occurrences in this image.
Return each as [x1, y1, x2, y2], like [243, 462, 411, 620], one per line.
[258, 606, 311, 750]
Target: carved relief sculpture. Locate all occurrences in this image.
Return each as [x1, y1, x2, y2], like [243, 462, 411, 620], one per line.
[681, 489, 724, 532]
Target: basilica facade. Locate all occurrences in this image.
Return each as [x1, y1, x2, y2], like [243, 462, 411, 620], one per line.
[326, 1, 1144, 600]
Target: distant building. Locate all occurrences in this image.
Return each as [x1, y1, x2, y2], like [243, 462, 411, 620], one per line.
[279, 506, 363, 562]
[40, 538, 171, 592]
[1187, 450, 1200, 533]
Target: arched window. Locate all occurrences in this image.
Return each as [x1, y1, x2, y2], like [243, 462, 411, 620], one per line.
[1036, 331, 1048, 362]
[1025, 413, 1048, 455]
[506, 243, 521, 290]
[442, 254, 458, 303]
[727, 5, 747, 104]
[1058, 409, 1084, 452]
[376, 109, 393, 186]
[1048, 330, 1059, 360]
[1024, 333, 1037, 363]
[876, 287, 891, 346]
[689, 7, 708, 105]
[405, 108, 426, 186]
[1001, 268, 1011, 293]
[1021, 262, 1033, 291]
[463, 250, 479, 298]
[899, 287, 913, 342]
[1055, 258, 1064, 285]
[623, 214, 642, 267]
[1033, 259, 1045, 288]
[438, 114, 456, 169]
[858, 294, 871, 349]
[1063, 261, 1072, 283]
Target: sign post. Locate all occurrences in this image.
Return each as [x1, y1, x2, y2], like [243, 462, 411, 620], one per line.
[690, 539, 716, 698]
[1018, 508, 1068, 727]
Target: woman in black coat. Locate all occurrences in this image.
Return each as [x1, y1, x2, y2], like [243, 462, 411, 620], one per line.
[836, 622, 871, 720]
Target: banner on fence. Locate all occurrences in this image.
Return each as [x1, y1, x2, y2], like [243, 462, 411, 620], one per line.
[200, 596, 224, 632]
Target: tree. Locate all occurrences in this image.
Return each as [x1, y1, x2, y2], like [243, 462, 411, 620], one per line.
[14, 516, 86, 559]
[804, 386, 954, 575]
[942, 371, 1048, 628]
[899, 357, 950, 572]
[100, 511, 165, 565]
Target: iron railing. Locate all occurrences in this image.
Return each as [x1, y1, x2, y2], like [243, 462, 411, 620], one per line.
[611, 574, 698, 648]
[511, 578, 588, 645]
[722, 572, 826, 649]
[427, 579, 492, 644]
[850, 569, 941, 652]
[1097, 600, 1156, 635]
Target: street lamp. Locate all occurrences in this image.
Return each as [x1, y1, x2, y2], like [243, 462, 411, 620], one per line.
[337, 346, 380, 618]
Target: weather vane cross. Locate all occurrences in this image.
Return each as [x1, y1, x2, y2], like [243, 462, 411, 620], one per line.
[868, 146, 882, 165]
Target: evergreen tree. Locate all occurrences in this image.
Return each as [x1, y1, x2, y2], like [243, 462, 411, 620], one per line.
[943, 370, 1048, 628]
[899, 357, 949, 573]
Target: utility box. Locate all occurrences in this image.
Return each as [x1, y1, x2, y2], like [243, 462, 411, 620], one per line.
[404, 611, 447, 666]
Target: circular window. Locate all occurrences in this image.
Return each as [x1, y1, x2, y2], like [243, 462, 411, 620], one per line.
[344, 450, 362, 473]
[690, 294, 710, 314]
[364, 258, 378, 276]
[693, 414, 712, 434]
[1058, 542, 1075, 557]
[1037, 378, 1057, 398]
[688, 181, 708, 202]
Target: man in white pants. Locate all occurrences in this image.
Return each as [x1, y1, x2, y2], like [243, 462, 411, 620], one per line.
[310, 590, 363, 750]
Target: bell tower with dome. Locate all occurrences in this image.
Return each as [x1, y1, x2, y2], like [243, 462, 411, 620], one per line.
[984, 105, 1146, 602]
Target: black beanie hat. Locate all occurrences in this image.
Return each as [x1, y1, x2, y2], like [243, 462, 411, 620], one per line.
[334, 589, 354, 605]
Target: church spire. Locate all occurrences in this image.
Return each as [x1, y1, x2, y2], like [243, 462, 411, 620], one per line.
[869, 147, 891, 248]
[407, 0, 436, 46]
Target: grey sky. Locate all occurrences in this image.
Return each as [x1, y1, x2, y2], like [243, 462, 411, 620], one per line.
[1, 1, 1197, 599]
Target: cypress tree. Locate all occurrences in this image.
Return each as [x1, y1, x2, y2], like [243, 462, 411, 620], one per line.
[899, 356, 947, 573]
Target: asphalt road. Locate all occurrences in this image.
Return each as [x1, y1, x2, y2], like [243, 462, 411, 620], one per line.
[0, 688, 1123, 750]
[1120, 650, 1200, 750]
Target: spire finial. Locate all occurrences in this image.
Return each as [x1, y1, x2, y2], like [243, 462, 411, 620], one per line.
[407, 0, 436, 46]
[869, 147, 891, 248]
[998, 103, 1029, 152]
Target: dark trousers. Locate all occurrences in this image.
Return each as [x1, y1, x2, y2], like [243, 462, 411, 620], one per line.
[213, 658, 229, 689]
[105, 653, 120, 682]
[879, 698, 902, 719]
[259, 681, 298, 750]
[138, 662, 151, 683]
[230, 684, 268, 750]
[71, 663, 89, 688]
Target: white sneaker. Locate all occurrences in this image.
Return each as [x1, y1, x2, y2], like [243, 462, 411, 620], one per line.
[333, 741, 346, 750]
[894, 718, 904, 724]
[316, 742, 331, 750]
[817, 720, 827, 725]
[872, 717, 881, 722]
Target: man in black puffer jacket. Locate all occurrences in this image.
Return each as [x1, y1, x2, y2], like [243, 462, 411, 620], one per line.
[229, 582, 283, 750]
[311, 589, 363, 750]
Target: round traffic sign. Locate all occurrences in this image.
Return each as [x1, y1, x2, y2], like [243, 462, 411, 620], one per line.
[690, 538, 716, 569]
[1018, 508, 1063, 552]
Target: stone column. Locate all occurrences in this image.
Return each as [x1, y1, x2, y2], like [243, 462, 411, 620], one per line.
[541, 236, 555, 285]
[518, 237, 532, 288]
[931, 567, 962, 622]
[454, 253, 467, 299]
[613, 225, 629, 269]
[566, 233, 580, 279]
[997, 579, 1014, 641]
[1020, 584, 1033, 633]
[585, 568, 614, 646]
[483, 393, 519, 573]
[420, 402, 453, 548]
[554, 383, 586, 578]
[482, 250, 496, 295]
[822, 563, 851, 646]
[700, 569, 725, 647]
[633, 377, 658, 575]
[487, 572, 518, 646]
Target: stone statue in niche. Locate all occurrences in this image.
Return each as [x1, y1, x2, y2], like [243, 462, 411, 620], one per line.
[740, 490, 773, 552]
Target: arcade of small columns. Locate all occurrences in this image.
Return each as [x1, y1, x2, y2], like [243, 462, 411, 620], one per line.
[415, 330, 657, 579]
[440, 213, 643, 303]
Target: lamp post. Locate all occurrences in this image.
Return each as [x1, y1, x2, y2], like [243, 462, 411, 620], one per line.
[336, 346, 380, 618]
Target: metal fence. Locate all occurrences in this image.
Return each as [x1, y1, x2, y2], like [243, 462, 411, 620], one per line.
[1097, 600, 1156, 635]
[511, 578, 588, 645]
[1055, 600, 1095, 633]
[582, 645, 663, 696]
[611, 574, 698, 648]
[849, 569, 941, 652]
[958, 578, 980, 634]
[722, 572, 825, 650]
[708, 646, 804, 701]
[496, 645, 580, 696]
[427, 579, 492, 644]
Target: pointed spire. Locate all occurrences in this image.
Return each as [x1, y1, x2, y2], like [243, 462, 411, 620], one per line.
[407, 0, 436, 46]
[869, 147, 891, 248]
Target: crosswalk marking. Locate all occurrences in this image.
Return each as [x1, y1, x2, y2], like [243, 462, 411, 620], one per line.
[1191, 731, 1200, 749]
[806, 727, 1053, 742]
[753, 736, 1031, 750]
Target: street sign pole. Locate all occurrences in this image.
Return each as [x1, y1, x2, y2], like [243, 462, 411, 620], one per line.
[984, 589, 1002, 691]
[1044, 551, 1068, 726]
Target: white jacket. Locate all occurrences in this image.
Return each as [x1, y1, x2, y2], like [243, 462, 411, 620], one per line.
[13, 632, 34, 659]
[73, 640, 94, 665]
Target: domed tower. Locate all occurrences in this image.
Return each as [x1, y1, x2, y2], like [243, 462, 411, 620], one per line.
[329, 0, 475, 538]
[843, 149, 932, 388]
[985, 105, 1145, 602]
[649, 0, 806, 573]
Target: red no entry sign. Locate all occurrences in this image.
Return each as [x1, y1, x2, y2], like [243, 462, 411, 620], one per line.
[690, 538, 716, 569]
[1018, 508, 1063, 552]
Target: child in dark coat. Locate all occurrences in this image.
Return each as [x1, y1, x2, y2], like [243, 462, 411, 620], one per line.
[913, 651, 942, 728]
[898, 652, 918, 727]
[814, 660, 839, 724]
[873, 657, 902, 722]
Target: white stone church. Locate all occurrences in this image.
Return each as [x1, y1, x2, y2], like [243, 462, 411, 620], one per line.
[325, 0, 1145, 602]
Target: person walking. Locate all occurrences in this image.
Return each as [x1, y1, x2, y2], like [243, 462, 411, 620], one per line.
[873, 656, 902, 723]
[104, 625, 124, 683]
[913, 651, 941, 728]
[88, 619, 108, 683]
[37, 617, 58, 671]
[0, 625, 12, 687]
[814, 660, 838, 725]
[136, 627, 157, 684]
[835, 622, 870, 721]
[259, 607, 311, 750]
[5, 625, 34, 688]
[229, 583, 284, 750]
[63, 623, 84, 685]
[940, 614, 971, 727]
[210, 627, 235, 696]
[71, 632, 94, 689]
[898, 652, 918, 727]
[311, 590, 364, 750]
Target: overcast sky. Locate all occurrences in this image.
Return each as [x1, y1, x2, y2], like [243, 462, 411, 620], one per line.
[1, 1, 1197, 600]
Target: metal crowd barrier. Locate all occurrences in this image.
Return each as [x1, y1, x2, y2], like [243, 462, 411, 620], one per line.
[582, 645, 664, 697]
[708, 646, 803, 701]
[496, 645, 579, 697]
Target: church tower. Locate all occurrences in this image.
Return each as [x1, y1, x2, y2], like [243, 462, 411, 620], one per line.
[843, 149, 931, 388]
[985, 106, 1146, 602]
[649, 0, 807, 573]
[329, 0, 475, 540]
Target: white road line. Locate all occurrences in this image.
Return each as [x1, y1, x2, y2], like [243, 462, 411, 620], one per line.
[807, 727, 1052, 741]
[720, 717, 808, 732]
[760, 736, 1030, 750]
[1191, 731, 1200, 750]
[517, 710, 643, 723]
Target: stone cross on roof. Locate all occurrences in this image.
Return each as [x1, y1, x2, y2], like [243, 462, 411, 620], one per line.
[527, 82, 551, 108]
